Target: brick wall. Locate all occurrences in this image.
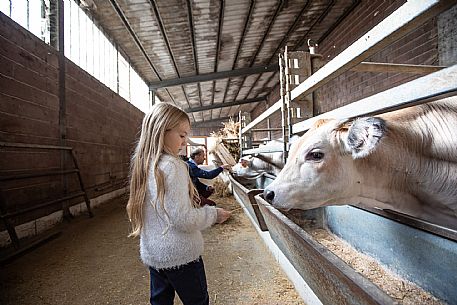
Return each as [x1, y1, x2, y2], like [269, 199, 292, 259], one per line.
[250, 89, 283, 141]
[0, 12, 143, 228]
[315, 0, 438, 114]
[251, 0, 440, 136]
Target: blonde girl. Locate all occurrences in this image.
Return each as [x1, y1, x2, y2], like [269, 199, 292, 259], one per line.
[127, 102, 231, 305]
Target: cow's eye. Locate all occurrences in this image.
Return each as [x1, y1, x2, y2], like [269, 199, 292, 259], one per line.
[306, 151, 324, 161]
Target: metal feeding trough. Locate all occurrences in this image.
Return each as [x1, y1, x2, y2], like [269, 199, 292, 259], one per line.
[255, 194, 396, 305]
[229, 174, 268, 231]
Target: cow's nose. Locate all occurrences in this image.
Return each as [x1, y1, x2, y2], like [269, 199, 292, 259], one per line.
[264, 189, 275, 203]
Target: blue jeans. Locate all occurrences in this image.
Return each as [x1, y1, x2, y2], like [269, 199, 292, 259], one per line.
[149, 257, 209, 305]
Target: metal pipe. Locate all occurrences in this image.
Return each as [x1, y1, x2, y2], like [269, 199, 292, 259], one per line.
[279, 51, 288, 163]
[250, 128, 282, 132]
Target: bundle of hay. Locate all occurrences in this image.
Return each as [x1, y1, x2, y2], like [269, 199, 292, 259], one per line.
[210, 118, 240, 139]
[212, 177, 231, 198]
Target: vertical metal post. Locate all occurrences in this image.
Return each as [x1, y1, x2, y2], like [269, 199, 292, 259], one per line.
[49, 0, 58, 48]
[128, 63, 131, 102]
[266, 101, 272, 141]
[285, 52, 293, 147]
[116, 45, 119, 94]
[238, 111, 243, 157]
[279, 50, 288, 163]
[308, 39, 318, 116]
[26, 0, 30, 29]
[150, 89, 156, 107]
[0, 190, 20, 249]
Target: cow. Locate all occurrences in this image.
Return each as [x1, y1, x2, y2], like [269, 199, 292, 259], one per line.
[242, 152, 284, 177]
[263, 97, 457, 229]
[237, 137, 300, 177]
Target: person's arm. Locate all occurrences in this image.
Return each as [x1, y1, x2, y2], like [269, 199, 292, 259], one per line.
[186, 162, 210, 192]
[189, 163, 223, 180]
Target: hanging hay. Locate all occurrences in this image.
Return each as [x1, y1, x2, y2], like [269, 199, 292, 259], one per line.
[212, 177, 231, 198]
[210, 118, 240, 140]
[209, 118, 240, 163]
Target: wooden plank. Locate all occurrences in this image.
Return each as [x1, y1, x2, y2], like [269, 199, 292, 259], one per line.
[242, 0, 456, 134]
[293, 63, 457, 134]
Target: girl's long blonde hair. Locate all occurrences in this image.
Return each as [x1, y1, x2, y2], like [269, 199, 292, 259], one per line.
[127, 102, 200, 237]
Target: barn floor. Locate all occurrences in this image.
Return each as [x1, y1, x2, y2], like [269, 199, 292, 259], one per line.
[0, 194, 305, 305]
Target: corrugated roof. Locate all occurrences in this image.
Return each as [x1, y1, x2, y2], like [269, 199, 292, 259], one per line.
[89, 0, 359, 122]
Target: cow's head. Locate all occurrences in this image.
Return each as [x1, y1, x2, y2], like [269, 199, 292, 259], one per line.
[263, 117, 386, 210]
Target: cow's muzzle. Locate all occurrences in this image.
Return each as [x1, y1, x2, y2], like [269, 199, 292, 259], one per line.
[263, 189, 275, 203]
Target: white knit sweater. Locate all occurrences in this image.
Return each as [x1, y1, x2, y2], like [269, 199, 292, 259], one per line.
[140, 154, 218, 269]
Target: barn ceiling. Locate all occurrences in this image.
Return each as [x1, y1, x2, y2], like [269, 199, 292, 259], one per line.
[87, 0, 359, 123]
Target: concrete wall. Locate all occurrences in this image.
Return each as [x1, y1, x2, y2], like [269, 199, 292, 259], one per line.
[0, 12, 143, 242]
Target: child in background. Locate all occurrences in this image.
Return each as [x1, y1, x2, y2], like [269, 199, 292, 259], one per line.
[126, 102, 231, 305]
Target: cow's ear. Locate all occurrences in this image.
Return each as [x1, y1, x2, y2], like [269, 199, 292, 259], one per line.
[345, 117, 386, 159]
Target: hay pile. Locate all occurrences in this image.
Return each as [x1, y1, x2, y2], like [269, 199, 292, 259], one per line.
[212, 177, 231, 198]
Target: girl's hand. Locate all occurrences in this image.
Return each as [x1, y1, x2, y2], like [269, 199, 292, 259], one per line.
[216, 208, 231, 224]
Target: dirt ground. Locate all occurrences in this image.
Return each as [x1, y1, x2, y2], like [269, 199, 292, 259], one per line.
[0, 194, 305, 305]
